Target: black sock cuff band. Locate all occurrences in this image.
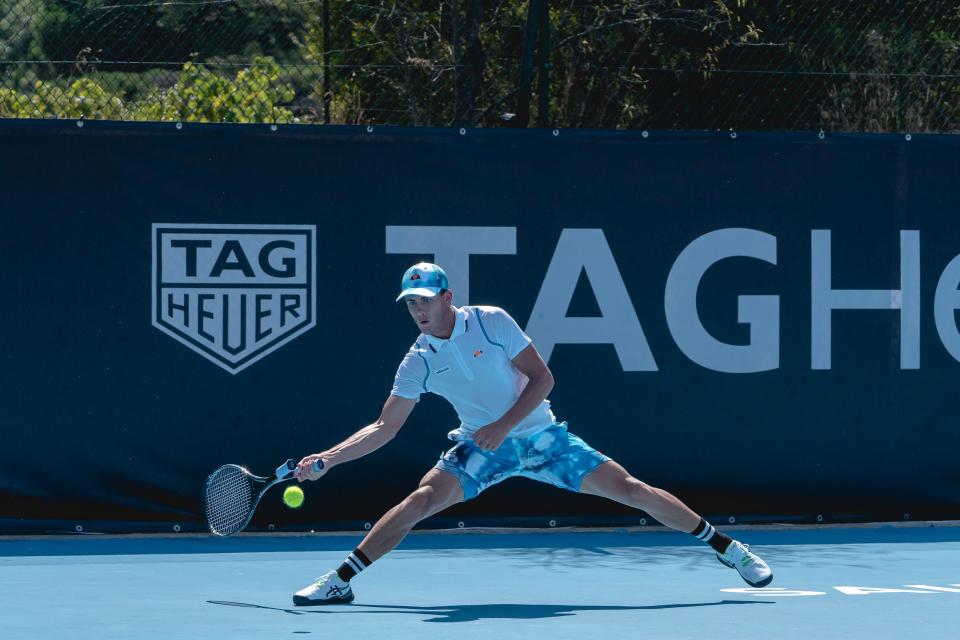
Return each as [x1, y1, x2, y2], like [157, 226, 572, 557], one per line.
[691, 518, 716, 543]
[352, 548, 372, 567]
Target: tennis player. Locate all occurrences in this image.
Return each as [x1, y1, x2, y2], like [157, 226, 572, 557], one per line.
[292, 262, 772, 604]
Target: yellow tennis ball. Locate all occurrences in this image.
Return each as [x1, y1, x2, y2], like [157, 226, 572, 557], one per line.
[283, 485, 305, 509]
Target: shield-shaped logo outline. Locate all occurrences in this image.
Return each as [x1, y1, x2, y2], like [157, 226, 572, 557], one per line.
[151, 223, 317, 374]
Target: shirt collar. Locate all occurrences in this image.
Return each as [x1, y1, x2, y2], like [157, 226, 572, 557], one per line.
[424, 306, 467, 352]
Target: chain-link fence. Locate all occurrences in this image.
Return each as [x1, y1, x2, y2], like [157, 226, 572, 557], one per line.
[2, 1, 959, 131]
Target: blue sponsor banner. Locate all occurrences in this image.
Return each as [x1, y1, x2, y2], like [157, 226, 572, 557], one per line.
[0, 119, 958, 532]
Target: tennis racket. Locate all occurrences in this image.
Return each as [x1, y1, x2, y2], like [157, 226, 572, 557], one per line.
[203, 458, 323, 537]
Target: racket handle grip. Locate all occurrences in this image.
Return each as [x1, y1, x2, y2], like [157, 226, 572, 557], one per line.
[278, 459, 297, 479]
[282, 458, 323, 479]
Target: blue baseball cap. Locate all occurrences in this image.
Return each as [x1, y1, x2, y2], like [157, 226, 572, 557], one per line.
[395, 262, 449, 301]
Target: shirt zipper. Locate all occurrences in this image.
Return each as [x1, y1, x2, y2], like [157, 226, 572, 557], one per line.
[449, 342, 475, 381]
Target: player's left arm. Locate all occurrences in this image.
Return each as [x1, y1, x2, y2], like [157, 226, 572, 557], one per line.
[471, 344, 555, 451]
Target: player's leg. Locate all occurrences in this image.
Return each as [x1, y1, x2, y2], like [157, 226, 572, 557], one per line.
[357, 468, 463, 562]
[578, 460, 700, 532]
[293, 468, 463, 605]
[579, 460, 773, 587]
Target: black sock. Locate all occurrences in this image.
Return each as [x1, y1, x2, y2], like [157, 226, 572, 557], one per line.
[336, 548, 372, 582]
[689, 518, 733, 554]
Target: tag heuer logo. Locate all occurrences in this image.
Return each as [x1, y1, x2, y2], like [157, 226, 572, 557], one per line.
[152, 224, 316, 374]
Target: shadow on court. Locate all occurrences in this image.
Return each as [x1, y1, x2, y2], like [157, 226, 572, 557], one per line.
[207, 599, 772, 623]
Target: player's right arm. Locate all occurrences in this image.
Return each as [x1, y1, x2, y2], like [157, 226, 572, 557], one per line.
[296, 394, 416, 481]
[297, 343, 427, 481]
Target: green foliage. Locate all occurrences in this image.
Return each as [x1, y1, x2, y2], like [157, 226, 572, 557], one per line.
[0, 56, 296, 123]
[1, 1, 959, 130]
[1, 77, 126, 119]
[0, 0, 42, 60]
[154, 1, 313, 60]
[136, 57, 296, 123]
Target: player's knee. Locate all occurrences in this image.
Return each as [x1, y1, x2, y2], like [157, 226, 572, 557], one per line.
[625, 478, 656, 507]
[404, 486, 437, 519]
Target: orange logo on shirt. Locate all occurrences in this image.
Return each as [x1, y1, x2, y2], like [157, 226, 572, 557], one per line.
[473, 349, 483, 358]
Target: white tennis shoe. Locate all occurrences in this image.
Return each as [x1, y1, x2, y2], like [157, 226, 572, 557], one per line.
[293, 570, 355, 605]
[716, 540, 773, 588]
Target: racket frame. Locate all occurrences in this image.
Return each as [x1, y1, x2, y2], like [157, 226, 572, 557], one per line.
[203, 459, 295, 536]
[203, 458, 324, 536]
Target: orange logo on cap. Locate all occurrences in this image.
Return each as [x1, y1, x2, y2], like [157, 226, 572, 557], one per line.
[411, 273, 421, 280]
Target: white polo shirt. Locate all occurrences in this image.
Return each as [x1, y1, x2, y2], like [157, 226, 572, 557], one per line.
[391, 305, 557, 441]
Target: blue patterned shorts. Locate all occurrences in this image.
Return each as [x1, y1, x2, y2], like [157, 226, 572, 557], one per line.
[434, 423, 610, 501]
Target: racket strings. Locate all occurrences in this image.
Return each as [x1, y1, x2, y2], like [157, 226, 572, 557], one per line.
[204, 466, 254, 536]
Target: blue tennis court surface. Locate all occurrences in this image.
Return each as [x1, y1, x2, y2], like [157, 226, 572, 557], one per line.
[2, 524, 957, 639]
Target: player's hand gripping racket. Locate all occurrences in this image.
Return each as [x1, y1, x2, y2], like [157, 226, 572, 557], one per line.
[203, 458, 323, 536]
